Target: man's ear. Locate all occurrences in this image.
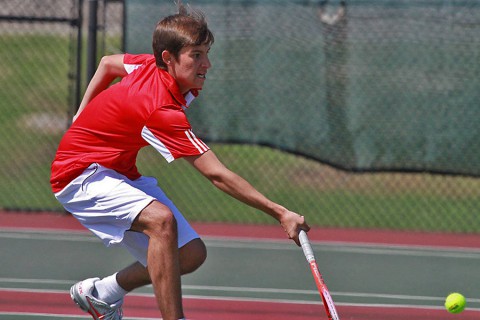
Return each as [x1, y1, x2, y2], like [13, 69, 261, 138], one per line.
[161, 50, 172, 66]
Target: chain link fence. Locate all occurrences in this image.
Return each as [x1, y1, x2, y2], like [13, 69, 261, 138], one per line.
[0, 0, 79, 209]
[1, 0, 479, 234]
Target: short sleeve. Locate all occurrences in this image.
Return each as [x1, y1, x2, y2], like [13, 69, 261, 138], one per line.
[141, 106, 209, 162]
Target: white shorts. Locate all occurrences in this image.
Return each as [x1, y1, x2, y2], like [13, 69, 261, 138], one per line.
[54, 163, 199, 266]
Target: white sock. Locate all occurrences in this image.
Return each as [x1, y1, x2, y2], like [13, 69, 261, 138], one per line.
[93, 273, 128, 304]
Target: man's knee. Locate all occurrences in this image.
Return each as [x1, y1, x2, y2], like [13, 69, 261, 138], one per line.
[131, 201, 177, 237]
[180, 239, 207, 275]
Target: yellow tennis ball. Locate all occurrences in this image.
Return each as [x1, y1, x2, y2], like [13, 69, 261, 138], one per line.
[445, 293, 466, 314]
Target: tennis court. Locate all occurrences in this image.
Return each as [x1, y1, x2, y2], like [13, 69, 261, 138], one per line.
[1, 211, 480, 319]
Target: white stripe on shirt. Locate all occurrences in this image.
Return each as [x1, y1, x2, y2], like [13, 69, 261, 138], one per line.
[141, 126, 175, 162]
[185, 130, 209, 153]
[124, 63, 142, 74]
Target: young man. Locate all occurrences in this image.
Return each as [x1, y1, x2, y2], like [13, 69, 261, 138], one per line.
[51, 4, 309, 320]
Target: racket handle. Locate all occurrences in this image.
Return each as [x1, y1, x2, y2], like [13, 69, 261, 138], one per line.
[299, 230, 315, 263]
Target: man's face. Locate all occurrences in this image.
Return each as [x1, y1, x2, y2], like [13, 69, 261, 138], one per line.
[168, 44, 212, 94]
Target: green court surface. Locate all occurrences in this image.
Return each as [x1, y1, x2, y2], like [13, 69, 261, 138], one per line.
[1, 217, 480, 319]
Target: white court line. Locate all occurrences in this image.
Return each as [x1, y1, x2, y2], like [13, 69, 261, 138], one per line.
[2, 287, 480, 314]
[205, 238, 480, 259]
[2, 280, 480, 305]
[0, 286, 465, 311]
[3, 227, 480, 261]
[2, 229, 480, 262]
[3, 229, 480, 259]
[0, 230, 97, 242]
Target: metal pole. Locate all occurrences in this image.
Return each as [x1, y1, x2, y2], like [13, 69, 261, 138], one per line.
[74, 0, 84, 114]
[121, 0, 126, 52]
[87, 0, 98, 83]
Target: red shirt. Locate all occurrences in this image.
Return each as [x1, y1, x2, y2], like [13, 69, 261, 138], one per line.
[50, 54, 209, 193]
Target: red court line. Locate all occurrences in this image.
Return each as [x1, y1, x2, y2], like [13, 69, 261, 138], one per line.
[1, 210, 480, 248]
[1, 289, 479, 320]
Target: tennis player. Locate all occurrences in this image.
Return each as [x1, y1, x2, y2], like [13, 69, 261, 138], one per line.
[50, 3, 309, 320]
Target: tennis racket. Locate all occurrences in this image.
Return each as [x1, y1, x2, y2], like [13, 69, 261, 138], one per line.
[299, 230, 340, 320]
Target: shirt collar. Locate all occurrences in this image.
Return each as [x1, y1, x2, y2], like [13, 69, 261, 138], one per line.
[185, 90, 199, 107]
[158, 68, 199, 109]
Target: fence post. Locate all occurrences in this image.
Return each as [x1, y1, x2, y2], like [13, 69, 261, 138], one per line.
[87, 0, 99, 83]
[73, 0, 84, 117]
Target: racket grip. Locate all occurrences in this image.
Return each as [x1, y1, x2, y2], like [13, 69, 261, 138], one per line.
[299, 230, 315, 263]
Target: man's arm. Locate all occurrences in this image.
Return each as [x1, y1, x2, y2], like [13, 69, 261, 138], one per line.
[185, 150, 310, 245]
[73, 54, 127, 122]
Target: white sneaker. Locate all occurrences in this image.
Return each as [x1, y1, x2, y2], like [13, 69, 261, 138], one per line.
[70, 277, 124, 320]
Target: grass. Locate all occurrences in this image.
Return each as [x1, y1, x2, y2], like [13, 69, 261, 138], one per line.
[137, 145, 480, 233]
[1, 33, 480, 233]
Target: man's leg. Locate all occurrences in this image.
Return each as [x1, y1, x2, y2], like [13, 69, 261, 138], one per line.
[127, 200, 205, 320]
[116, 238, 207, 291]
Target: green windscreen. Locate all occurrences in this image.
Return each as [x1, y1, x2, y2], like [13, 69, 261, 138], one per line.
[126, 0, 480, 176]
